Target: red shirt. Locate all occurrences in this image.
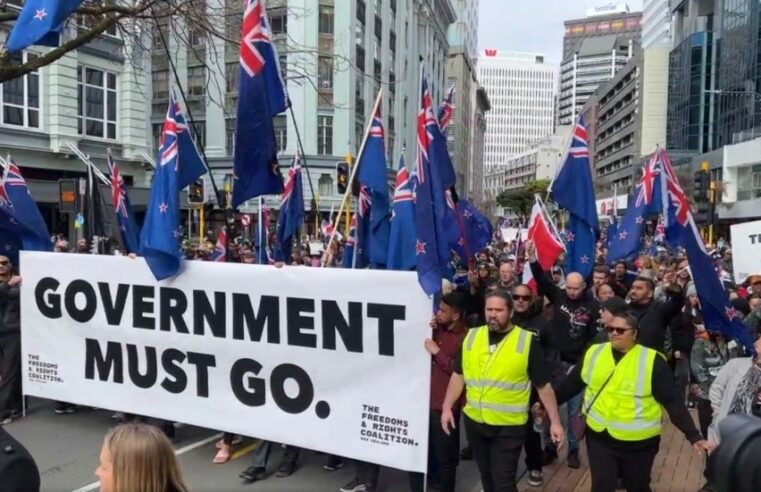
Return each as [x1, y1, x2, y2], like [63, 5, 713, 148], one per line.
[430, 322, 467, 412]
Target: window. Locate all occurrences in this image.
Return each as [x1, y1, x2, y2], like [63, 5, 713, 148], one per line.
[317, 115, 333, 155]
[356, 46, 365, 72]
[226, 118, 236, 156]
[187, 67, 206, 97]
[189, 120, 205, 148]
[270, 8, 287, 35]
[77, 66, 117, 139]
[318, 174, 334, 196]
[152, 70, 169, 100]
[319, 5, 334, 35]
[318, 56, 333, 90]
[152, 123, 163, 154]
[225, 62, 239, 93]
[274, 115, 287, 153]
[1, 53, 40, 129]
[78, 0, 118, 37]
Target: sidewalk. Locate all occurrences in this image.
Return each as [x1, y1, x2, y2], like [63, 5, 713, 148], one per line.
[518, 414, 707, 492]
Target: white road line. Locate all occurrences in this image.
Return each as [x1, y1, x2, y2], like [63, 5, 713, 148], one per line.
[70, 432, 223, 492]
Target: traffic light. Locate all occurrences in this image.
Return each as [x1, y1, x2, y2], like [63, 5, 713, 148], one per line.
[188, 178, 205, 205]
[693, 170, 709, 203]
[336, 162, 349, 194]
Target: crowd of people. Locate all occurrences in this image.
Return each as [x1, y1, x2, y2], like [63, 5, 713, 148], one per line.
[1, 228, 761, 492]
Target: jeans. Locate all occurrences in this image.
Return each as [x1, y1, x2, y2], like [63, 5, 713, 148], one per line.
[545, 391, 582, 452]
[251, 442, 300, 468]
[673, 357, 690, 403]
[465, 416, 524, 492]
[409, 410, 460, 492]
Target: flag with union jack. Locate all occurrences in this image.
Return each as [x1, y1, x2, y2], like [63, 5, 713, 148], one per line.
[141, 91, 207, 280]
[232, 0, 290, 208]
[549, 115, 598, 277]
[437, 85, 455, 131]
[387, 155, 416, 270]
[107, 150, 140, 254]
[273, 153, 304, 262]
[211, 227, 227, 262]
[342, 213, 359, 269]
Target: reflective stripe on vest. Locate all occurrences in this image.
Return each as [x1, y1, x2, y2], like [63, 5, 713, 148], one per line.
[581, 343, 662, 441]
[462, 326, 532, 426]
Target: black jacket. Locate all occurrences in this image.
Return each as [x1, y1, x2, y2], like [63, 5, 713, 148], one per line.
[530, 261, 599, 364]
[670, 307, 700, 355]
[627, 288, 684, 353]
[513, 306, 563, 385]
[0, 281, 20, 335]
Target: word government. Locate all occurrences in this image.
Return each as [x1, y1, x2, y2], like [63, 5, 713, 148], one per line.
[34, 278, 406, 356]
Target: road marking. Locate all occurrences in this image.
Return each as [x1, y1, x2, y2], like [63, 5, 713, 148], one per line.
[70, 432, 223, 492]
[231, 440, 261, 460]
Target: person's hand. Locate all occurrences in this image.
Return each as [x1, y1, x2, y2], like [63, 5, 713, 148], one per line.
[524, 240, 536, 260]
[690, 384, 700, 396]
[550, 421, 565, 449]
[274, 261, 285, 269]
[127, 253, 137, 259]
[693, 440, 715, 453]
[424, 338, 440, 356]
[8, 275, 21, 287]
[674, 350, 681, 359]
[441, 408, 456, 436]
[468, 270, 478, 286]
[429, 316, 439, 329]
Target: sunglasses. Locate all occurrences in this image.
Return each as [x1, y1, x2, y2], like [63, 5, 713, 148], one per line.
[512, 294, 531, 301]
[606, 326, 634, 335]
[0, 260, 9, 266]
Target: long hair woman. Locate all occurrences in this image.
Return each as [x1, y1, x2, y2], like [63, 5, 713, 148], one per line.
[96, 423, 188, 492]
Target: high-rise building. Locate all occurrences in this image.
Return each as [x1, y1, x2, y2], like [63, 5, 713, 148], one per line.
[477, 50, 556, 175]
[446, 0, 478, 65]
[562, 4, 642, 61]
[641, 0, 671, 48]
[469, 84, 490, 207]
[149, 0, 456, 216]
[557, 35, 636, 126]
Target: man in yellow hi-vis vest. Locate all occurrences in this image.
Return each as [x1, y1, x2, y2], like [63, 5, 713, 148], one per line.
[441, 290, 564, 492]
[554, 313, 713, 492]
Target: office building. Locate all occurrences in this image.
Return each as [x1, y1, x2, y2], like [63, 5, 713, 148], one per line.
[469, 84, 490, 206]
[562, 4, 642, 61]
[642, 0, 671, 48]
[446, 0, 478, 65]
[477, 50, 556, 174]
[149, 0, 456, 215]
[558, 35, 636, 125]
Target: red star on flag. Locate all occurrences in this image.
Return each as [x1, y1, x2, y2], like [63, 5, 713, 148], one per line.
[415, 240, 427, 255]
[34, 9, 47, 21]
[159, 202, 169, 213]
[725, 306, 738, 320]
[565, 231, 575, 242]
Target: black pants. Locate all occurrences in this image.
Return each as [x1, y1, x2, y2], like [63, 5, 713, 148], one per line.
[586, 432, 659, 492]
[465, 416, 524, 492]
[697, 398, 712, 439]
[0, 334, 21, 416]
[524, 422, 542, 472]
[409, 409, 460, 492]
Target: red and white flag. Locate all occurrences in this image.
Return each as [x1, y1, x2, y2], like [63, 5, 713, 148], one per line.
[523, 197, 565, 294]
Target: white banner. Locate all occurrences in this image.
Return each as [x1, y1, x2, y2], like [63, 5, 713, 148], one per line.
[20, 253, 431, 473]
[730, 220, 761, 284]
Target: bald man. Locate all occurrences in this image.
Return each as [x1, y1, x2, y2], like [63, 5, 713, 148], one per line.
[525, 241, 600, 468]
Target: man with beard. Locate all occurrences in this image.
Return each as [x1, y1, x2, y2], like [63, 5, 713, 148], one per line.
[627, 276, 684, 352]
[526, 241, 599, 469]
[441, 290, 564, 492]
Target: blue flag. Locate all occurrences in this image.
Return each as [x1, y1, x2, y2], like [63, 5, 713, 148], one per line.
[387, 156, 416, 270]
[232, 0, 290, 207]
[459, 199, 493, 256]
[356, 106, 391, 268]
[605, 213, 618, 253]
[550, 116, 598, 277]
[6, 0, 85, 53]
[141, 93, 206, 280]
[0, 208, 23, 266]
[0, 160, 52, 254]
[659, 149, 754, 352]
[415, 77, 454, 296]
[274, 158, 305, 263]
[107, 151, 141, 254]
[342, 214, 358, 269]
[255, 208, 271, 264]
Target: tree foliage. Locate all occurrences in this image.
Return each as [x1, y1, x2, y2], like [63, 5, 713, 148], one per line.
[495, 179, 550, 218]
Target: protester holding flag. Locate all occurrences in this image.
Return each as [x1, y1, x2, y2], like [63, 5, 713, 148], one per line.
[0, 256, 22, 425]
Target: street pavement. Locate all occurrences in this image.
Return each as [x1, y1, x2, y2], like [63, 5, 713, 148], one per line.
[6, 398, 493, 492]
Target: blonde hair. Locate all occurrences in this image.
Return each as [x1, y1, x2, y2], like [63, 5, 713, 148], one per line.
[105, 423, 188, 492]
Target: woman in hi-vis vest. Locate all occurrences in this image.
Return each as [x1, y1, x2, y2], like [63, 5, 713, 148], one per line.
[553, 313, 713, 492]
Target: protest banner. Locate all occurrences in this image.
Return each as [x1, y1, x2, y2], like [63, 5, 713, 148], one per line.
[20, 253, 432, 473]
[730, 219, 761, 284]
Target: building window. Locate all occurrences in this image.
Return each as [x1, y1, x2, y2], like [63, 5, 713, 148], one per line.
[317, 115, 333, 155]
[77, 0, 118, 37]
[77, 66, 117, 139]
[1, 53, 40, 129]
[319, 5, 334, 34]
[274, 115, 287, 153]
[270, 8, 287, 35]
[225, 62, 239, 93]
[318, 174, 333, 196]
[187, 66, 206, 97]
[152, 122, 163, 154]
[318, 56, 333, 90]
[189, 120, 205, 148]
[152, 70, 169, 100]
[226, 118, 235, 156]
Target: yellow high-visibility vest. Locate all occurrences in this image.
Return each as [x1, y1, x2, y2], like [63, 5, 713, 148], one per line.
[581, 343, 663, 441]
[462, 325, 532, 426]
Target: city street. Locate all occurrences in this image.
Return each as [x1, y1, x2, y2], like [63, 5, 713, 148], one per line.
[6, 398, 486, 492]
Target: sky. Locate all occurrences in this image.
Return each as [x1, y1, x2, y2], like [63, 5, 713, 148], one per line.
[478, 0, 644, 65]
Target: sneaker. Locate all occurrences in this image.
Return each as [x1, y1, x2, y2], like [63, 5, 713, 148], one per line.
[339, 478, 373, 492]
[542, 447, 558, 466]
[324, 455, 345, 471]
[0, 414, 11, 426]
[276, 460, 296, 478]
[460, 445, 473, 461]
[567, 449, 581, 469]
[54, 403, 76, 414]
[527, 470, 543, 487]
[239, 465, 266, 483]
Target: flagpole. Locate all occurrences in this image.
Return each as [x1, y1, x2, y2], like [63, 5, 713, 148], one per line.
[323, 89, 384, 266]
[258, 196, 264, 262]
[351, 200, 359, 269]
[287, 106, 317, 219]
[546, 115, 578, 202]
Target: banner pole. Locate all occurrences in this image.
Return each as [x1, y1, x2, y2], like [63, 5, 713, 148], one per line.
[323, 89, 383, 266]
